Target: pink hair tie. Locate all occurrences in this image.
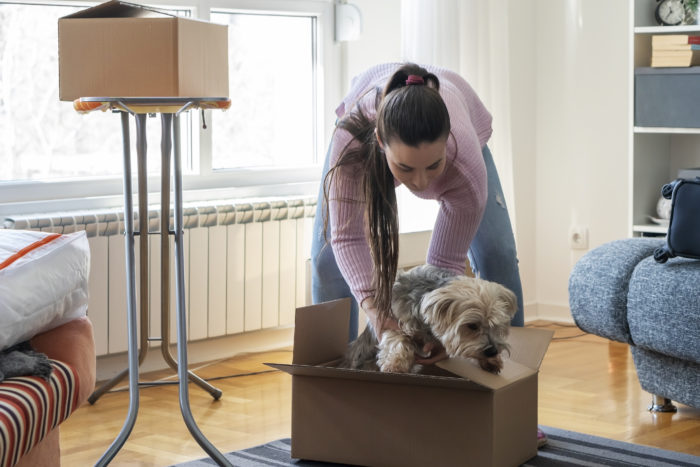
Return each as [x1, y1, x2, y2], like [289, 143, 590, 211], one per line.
[406, 74, 425, 85]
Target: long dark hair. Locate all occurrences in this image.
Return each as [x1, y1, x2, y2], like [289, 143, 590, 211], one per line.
[323, 63, 451, 324]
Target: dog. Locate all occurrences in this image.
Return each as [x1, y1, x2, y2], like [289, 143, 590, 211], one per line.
[340, 264, 517, 374]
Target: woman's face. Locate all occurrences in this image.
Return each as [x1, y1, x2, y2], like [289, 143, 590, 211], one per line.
[379, 136, 447, 192]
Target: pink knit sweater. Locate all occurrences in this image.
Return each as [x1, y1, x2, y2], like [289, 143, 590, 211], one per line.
[328, 63, 491, 308]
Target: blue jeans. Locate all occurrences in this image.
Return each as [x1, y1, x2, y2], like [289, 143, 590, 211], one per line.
[311, 144, 524, 341]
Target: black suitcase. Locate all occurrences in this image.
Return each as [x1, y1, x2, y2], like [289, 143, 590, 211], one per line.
[654, 177, 700, 263]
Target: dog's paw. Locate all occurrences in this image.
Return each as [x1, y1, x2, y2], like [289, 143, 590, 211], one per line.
[377, 330, 415, 373]
[377, 347, 412, 373]
[479, 356, 503, 374]
[378, 357, 412, 373]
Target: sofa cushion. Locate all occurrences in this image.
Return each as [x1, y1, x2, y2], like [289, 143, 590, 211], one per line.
[628, 256, 700, 365]
[569, 238, 663, 343]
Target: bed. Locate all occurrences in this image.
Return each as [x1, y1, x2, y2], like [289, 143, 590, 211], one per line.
[0, 229, 96, 467]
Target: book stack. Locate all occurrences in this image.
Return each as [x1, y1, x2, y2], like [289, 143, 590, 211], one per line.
[651, 35, 700, 67]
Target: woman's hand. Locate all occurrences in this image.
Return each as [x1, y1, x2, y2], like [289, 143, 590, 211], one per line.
[371, 314, 401, 341]
[363, 298, 447, 365]
[415, 341, 447, 365]
[362, 298, 400, 341]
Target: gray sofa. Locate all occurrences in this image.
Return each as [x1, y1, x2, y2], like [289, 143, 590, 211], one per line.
[568, 238, 700, 411]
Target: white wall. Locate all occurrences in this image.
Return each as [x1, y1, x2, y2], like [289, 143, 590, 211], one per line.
[507, 0, 538, 316]
[532, 0, 630, 320]
[343, 0, 403, 90]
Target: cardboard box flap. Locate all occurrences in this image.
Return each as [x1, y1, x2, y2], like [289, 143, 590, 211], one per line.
[62, 0, 173, 19]
[292, 298, 351, 366]
[507, 327, 554, 370]
[266, 362, 491, 391]
[436, 356, 536, 391]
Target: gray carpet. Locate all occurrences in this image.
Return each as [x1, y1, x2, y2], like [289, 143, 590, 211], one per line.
[175, 426, 700, 467]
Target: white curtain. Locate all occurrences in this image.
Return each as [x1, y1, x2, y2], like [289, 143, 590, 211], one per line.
[399, 0, 516, 233]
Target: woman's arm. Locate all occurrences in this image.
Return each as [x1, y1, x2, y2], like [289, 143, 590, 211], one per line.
[326, 130, 403, 340]
[326, 131, 374, 302]
[427, 188, 485, 274]
[426, 135, 487, 274]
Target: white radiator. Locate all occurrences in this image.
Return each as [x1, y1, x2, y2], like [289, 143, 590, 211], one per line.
[4, 197, 316, 357]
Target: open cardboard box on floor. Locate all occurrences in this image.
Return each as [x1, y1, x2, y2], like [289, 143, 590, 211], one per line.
[58, 0, 228, 101]
[267, 299, 553, 467]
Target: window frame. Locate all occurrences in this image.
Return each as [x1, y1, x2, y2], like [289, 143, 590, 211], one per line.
[0, 0, 339, 217]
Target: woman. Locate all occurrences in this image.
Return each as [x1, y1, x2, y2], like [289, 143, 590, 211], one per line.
[311, 62, 546, 448]
[311, 62, 524, 358]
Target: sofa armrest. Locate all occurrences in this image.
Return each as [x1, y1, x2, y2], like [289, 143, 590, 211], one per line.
[30, 316, 96, 406]
[569, 238, 663, 343]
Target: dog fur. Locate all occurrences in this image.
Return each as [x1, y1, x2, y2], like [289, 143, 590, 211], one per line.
[340, 264, 517, 374]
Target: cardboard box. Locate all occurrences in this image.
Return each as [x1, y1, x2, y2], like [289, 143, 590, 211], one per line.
[267, 299, 553, 467]
[58, 0, 228, 101]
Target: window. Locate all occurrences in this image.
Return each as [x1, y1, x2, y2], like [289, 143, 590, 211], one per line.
[0, 0, 336, 215]
[210, 11, 316, 170]
[0, 2, 185, 182]
[0, 2, 123, 181]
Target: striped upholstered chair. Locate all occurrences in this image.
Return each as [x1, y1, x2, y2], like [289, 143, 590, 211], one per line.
[0, 316, 95, 467]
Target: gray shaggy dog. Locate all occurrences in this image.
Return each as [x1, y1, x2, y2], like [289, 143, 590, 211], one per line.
[340, 264, 517, 374]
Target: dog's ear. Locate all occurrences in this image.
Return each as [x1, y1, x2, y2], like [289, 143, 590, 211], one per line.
[419, 287, 458, 328]
[499, 287, 518, 318]
[420, 287, 448, 313]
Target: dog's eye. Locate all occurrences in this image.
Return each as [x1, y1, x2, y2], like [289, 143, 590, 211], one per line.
[467, 323, 479, 331]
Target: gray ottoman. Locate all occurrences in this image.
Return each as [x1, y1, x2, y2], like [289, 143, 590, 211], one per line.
[569, 238, 700, 411]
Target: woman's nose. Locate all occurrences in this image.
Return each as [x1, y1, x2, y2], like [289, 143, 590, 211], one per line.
[412, 171, 429, 191]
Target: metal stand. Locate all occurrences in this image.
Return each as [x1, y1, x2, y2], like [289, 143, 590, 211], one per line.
[80, 98, 232, 467]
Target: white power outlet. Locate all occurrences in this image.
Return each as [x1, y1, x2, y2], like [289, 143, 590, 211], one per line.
[569, 226, 589, 250]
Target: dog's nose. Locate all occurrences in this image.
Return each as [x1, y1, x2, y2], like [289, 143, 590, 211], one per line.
[483, 346, 498, 357]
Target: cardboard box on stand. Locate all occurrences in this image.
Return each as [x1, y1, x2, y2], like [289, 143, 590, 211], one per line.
[267, 299, 553, 467]
[58, 0, 228, 101]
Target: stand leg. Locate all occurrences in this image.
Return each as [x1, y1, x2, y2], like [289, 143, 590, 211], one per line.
[137, 115, 150, 365]
[95, 112, 144, 466]
[170, 113, 232, 466]
[89, 115, 153, 406]
[87, 368, 129, 405]
[158, 114, 222, 400]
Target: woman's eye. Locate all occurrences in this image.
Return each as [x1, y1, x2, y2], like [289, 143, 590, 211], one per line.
[399, 166, 413, 172]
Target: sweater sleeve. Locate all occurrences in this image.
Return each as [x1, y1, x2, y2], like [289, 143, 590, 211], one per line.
[427, 180, 486, 275]
[423, 67, 490, 274]
[327, 129, 375, 307]
[426, 125, 488, 275]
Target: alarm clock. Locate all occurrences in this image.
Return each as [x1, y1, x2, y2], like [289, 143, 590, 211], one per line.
[656, 0, 686, 26]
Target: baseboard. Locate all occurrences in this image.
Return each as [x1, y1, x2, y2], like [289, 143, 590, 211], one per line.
[96, 302, 574, 382]
[96, 326, 294, 382]
[524, 302, 574, 324]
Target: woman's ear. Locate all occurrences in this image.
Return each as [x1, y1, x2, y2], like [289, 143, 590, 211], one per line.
[374, 128, 384, 150]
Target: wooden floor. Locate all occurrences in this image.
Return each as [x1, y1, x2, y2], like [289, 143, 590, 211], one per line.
[60, 322, 700, 465]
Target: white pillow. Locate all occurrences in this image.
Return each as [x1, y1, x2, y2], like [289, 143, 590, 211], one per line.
[0, 230, 90, 351]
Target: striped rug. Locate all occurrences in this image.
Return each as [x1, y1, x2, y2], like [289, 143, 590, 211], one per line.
[176, 426, 700, 467]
